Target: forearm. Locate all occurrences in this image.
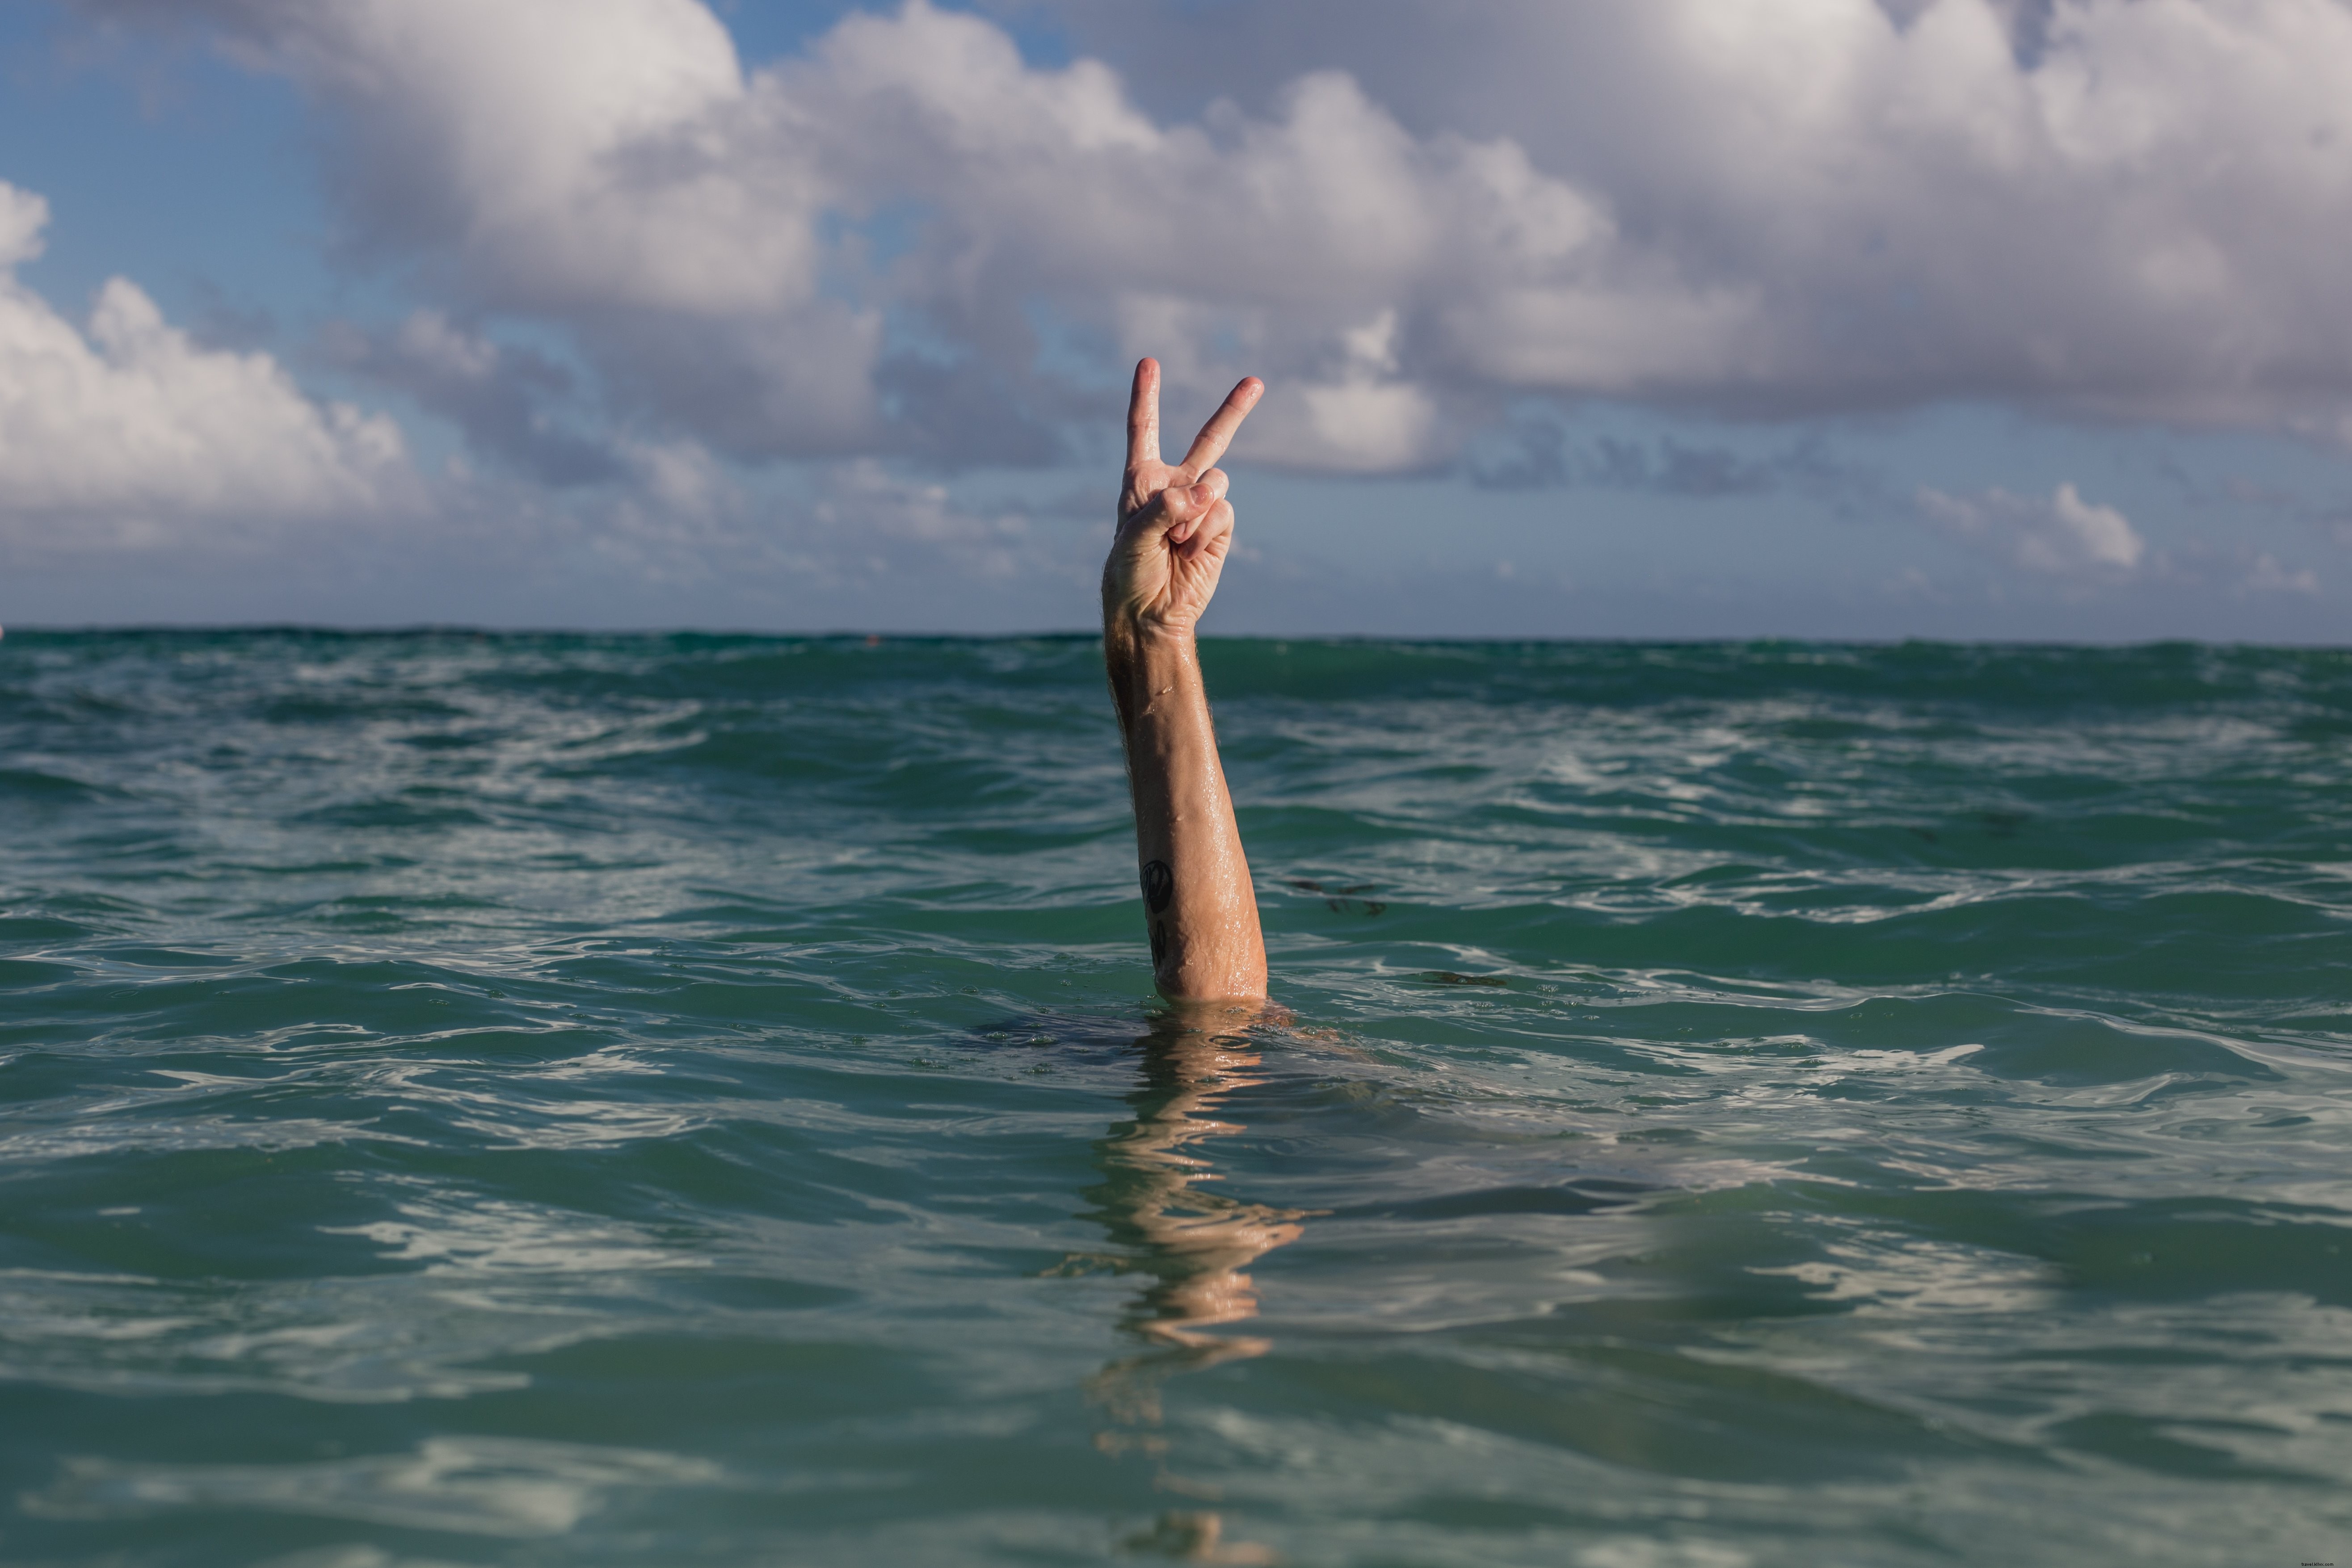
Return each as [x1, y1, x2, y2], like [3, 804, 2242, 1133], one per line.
[1106, 621, 1266, 1000]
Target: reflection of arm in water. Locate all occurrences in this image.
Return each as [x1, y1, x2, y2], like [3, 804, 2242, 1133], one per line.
[1094, 1026, 1304, 1361]
[1079, 1018, 1310, 1566]
[1102, 357, 1269, 1002]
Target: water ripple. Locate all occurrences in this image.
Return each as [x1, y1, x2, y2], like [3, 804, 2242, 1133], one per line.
[3, 631, 2349, 1565]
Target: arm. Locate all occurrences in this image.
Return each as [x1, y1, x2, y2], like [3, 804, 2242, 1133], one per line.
[1103, 357, 1268, 1002]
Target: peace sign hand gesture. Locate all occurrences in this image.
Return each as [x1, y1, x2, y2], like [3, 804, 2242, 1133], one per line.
[1103, 358, 1264, 640]
[1098, 357, 1270, 1003]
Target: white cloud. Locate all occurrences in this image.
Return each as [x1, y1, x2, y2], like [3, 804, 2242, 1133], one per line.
[0, 181, 412, 541]
[0, 183, 49, 269]
[99, 0, 883, 458]
[2242, 552, 2319, 595]
[211, 0, 804, 315]
[135, 0, 1637, 468]
[1920, 480, 2146, 578]
[52, 0, 2352, 475]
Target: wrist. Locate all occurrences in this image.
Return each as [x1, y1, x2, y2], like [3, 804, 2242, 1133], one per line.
[1104, 609, 1196, 661]
[1104, 614, 1198, 724]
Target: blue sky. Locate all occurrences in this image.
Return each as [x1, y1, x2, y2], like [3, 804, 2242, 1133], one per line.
[3, 0, 2349, 639]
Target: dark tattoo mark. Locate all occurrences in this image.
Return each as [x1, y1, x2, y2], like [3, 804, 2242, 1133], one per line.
[1142, 860, 1174, 914]
[1149, 921, 1168, 970]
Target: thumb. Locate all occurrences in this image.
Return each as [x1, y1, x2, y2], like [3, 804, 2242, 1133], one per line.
[1124, 479, 1213, 547]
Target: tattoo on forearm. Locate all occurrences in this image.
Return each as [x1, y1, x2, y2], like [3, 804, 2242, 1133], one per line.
[1149, 921, 1168, 970]
[1141, 860, 1174, 913]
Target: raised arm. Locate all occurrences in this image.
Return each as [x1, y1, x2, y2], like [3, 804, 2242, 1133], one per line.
[1102, 358, 1267, 1002]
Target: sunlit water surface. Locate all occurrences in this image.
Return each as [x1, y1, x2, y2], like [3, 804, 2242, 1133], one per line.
[3, 631, 2349, 1567]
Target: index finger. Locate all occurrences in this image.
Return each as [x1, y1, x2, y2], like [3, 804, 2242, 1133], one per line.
[1126, 358, 1161, 470]
[1178, 376, 1264, 476]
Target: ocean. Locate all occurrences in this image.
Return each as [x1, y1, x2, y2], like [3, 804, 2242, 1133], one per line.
[2, 630, 2347, 1566]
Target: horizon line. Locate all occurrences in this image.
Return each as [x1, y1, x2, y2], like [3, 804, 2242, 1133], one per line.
[3, 623, 2345, 652]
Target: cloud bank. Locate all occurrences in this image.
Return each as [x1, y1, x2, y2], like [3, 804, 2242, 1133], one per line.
[0, 180, 409, 545]
[5, 0, 2346, 636]
[57, 0, 2352, 479]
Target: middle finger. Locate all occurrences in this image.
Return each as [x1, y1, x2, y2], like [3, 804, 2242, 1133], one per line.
[1178, 377, 1264, 477]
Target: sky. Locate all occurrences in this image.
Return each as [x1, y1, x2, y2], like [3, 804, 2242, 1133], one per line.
[2, 0, 2351, 639]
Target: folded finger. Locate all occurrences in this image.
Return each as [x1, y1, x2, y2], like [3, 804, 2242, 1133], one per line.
[1126, 358, 1162, 470]
[1121, 477, 1203, 545]
[1162, 472, 1226, 541]
[1178, 498, 1236, 560]
[1178, 377, 1263, 476]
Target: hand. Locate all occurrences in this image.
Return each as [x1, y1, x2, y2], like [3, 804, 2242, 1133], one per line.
[1103, 358, 1263, 639]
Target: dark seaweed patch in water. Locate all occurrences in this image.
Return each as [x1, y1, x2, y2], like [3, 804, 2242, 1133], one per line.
[1288, 877, 1387, 916]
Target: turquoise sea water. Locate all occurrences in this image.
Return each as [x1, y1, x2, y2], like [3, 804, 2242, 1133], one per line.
[2, 630, 2348, 1567]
